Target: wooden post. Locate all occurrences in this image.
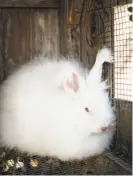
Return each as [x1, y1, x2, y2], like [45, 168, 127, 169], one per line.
[80, 0, 88, 64]
[59, 0, 68, 57]
[68, 0, 84, 24]
[0, 0, 60, 8]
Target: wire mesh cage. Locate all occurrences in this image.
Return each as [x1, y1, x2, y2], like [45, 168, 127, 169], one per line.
[0, 0, 132, 175]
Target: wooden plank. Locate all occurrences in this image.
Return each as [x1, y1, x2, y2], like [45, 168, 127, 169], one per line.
[67, 25, 80, 59]
[0, 0, 60, 8]
[112, 0, 132, 6]
[0, 9, 4, 82]
[79, 0, 88, 65]
[59, 0, 68, 57]
[1, 9, 31, 75]
[115, 100, 132, 160]
[30, 9, 59, 58]
[68, 0, 84, 24]
[1, 9, 59, 76]
[80, 0, 101, 69]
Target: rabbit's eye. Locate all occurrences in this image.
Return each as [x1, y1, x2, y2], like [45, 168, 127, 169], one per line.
[85, 107, 89, 112]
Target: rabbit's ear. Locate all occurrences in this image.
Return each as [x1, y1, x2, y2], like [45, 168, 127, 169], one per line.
[63, 72, 83, 93]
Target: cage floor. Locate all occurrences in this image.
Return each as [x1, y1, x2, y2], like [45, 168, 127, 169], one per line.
[0, 148, 132, 175]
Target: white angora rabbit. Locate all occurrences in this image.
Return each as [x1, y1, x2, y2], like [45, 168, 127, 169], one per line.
[0, 47, 116, 161]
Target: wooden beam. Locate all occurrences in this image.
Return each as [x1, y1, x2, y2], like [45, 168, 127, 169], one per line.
[0, 0, 60, 8]
[59, 0, 68, 57]
[80, 0, 88, 65]
[68, 0, 84, 24]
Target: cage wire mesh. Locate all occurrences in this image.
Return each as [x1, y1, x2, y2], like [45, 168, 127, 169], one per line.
[96, 0, 132, 168]
[0, 0, 132, 175]
[112, 0, 132, 162]
[95, 0, 132, 163]
[113, 3, 133, 101]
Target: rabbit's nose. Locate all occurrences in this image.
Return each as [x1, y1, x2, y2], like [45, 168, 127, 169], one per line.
[101, 126, 108, 132]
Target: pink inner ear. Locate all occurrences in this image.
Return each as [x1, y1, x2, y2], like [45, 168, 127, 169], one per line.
[66, 72, 79, 92]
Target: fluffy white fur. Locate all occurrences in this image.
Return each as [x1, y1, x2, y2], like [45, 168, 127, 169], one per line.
[0, 47, 116, 161]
